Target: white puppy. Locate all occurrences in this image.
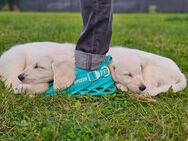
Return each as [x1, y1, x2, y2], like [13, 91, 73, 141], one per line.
[108, 47, 187, 96]
[0, 42, 75, 94]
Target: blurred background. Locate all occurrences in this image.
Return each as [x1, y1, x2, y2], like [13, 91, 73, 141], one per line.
[1, 0, 188, 13]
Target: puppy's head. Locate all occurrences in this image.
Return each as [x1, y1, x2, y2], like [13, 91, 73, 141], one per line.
[18, 56, 54, 84]
[109, 56, 146, 93]
[18, 56, 75, 90]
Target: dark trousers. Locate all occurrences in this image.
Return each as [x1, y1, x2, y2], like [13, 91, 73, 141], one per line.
[75, 0, 113, 70]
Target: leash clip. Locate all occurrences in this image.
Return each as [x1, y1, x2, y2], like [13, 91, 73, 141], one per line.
[87, 71, 100, 82]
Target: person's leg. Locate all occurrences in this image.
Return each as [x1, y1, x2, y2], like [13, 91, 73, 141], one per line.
[46, 0, 116, 96]
[75, 0, 113, 70]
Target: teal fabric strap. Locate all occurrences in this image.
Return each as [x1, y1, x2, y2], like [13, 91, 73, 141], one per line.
[66, 65, 111, 95]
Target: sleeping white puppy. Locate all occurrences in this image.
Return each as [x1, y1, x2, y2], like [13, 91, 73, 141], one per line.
[0, 42, 75, 94]
[108, 47, 187, 96]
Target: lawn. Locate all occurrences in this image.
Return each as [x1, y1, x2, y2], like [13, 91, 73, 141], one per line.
[0, 12, 188, 141]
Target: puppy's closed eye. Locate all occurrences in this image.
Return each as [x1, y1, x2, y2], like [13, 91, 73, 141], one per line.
[128, 73, 133, 77]
[34, 63, 38, 69]
[34, 63, 46, 70]
[122, 72, 133, 77]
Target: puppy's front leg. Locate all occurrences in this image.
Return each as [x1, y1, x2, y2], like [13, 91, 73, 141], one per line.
[14, 83, 49, 95]
[116, 83, 128, 92]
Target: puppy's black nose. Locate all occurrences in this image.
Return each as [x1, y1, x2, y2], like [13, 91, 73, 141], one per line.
[18, 74, 25, 81]
[139, 85, 146, 91]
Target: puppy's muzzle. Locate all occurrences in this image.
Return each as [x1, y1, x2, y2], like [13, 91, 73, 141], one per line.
[139, 85, 146, 91]
[18, 73, 25, 81]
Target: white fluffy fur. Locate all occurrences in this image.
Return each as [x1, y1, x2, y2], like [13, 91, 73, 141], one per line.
[0, 42, 186, 96]
[108, 47, 187, 96]
[0, 42, 75, 94]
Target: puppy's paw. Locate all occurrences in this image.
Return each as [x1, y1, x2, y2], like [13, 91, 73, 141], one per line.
[116, 83, 128, 92]
[147, 90, 158, 96]
[13, 84, 25, 94]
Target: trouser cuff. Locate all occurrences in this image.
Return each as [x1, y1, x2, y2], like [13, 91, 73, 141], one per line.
[75, 50, 106, 70]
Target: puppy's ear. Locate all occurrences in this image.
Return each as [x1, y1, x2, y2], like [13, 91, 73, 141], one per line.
[108, 62, 118, 83]
[140, 59, 147, 71]
[141, 64, 144, 71]
[52, 58, 75, 90]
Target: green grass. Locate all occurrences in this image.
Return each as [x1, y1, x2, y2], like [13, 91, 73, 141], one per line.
[0, 12, 188, 141]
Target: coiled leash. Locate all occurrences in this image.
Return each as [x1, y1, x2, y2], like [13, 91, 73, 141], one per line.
[46, 55, 117, 96]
